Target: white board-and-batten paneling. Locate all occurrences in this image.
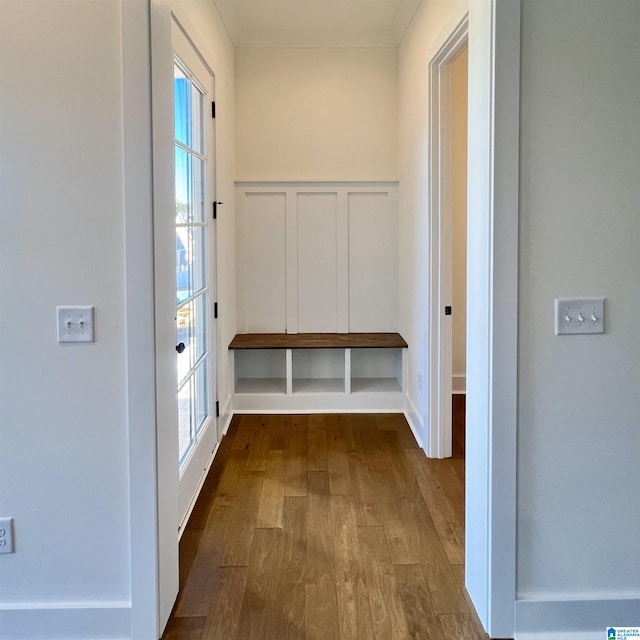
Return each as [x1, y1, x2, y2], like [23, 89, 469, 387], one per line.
[238, 191, 287, 332]
[297, 192, 338, 332]
[348, 191, 398, 332]
[236, 182, 398, 334]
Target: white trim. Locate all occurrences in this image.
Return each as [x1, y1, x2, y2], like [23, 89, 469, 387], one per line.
[487, 1, 520, 635]
[150, 0, 179, 631]
[0, 605, 131, 640]
[171, 5, 224, 78]
[336, 192, 350, 334]
[516, 634, 601, 640]
[219, 394, 234, 437]
[232, 393, 406, 414]
[515, 598, 640, 638]
[285, 190, 298, 334]
[428, 15, 469, 461]
[465, 1, 520, 637]
[344, 348, 352, 394]
[404, 394, 425, 450]
[179, 440, 220, 539]
[122, 0, 160, 638]
[235, 180, 399, 188]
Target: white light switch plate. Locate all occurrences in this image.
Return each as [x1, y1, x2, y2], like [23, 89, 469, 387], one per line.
[57, 306, 95, 343]
[555, 298, 605, 335]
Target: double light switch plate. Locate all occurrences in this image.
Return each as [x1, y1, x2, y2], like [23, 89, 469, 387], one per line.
[57, 306, 95, 343]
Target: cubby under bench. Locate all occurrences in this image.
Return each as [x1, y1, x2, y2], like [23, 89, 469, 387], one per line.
[230, 332, 408, 412]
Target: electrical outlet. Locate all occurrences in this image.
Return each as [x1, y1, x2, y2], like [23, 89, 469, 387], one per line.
[0, 517, 14, 554]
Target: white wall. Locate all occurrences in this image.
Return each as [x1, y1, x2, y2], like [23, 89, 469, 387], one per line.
[397, 0, 468, 443]
[0, 0, 131, 634]
[235, 48, 397, 181]
[516, 0, 640, 631]
[451, 47, 467, 386]
[0, 0, 237, 636]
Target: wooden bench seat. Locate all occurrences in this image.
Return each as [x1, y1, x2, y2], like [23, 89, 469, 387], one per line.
[229, 332, 408, 350]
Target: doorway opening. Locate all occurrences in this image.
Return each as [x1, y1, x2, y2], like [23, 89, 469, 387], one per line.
[428, 18, 468, 460]
[450, 46, 468, 459]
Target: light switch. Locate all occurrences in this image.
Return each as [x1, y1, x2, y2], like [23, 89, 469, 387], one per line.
[555, 298, 605, 335]
[57, 306, 95, 343]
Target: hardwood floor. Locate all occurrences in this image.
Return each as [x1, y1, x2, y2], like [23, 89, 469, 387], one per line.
[163, 404, 487, 640]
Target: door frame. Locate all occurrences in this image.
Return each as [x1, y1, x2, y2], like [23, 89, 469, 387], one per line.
[149, 2, 223, 632]
[464, 1, 520, 637]
[122, 0, 161, 636]
[127, 0, 521, 637]
[427, 15, 469, 461]
[427, 1, 520, 636]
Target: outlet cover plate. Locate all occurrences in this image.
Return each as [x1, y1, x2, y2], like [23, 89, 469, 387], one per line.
[0, 517, 14, 554]
[555, 297, 605, 335]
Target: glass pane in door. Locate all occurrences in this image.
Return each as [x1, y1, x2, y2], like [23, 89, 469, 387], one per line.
[174, 58, 210, 469]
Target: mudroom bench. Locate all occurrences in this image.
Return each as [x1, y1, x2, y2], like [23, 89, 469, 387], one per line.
[229, 332, 408, 412]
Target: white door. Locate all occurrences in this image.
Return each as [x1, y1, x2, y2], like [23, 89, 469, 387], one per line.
[173, 22, 218, 526]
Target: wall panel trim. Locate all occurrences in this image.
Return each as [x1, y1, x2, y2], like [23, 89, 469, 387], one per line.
[236, 181, 399, 335]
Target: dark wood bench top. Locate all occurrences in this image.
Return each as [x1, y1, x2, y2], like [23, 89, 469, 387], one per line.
[229, 332, 408, 350]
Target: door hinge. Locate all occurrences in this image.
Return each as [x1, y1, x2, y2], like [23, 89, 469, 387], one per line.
[214, 302, 218, 319]
[212, 201, 224, 219]
[445, 306, 452, 316]
[215, 401, 220, 418]
[211, 101, 216, 118]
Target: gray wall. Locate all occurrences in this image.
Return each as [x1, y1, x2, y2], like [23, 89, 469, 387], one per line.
[518, 0, 640, 602]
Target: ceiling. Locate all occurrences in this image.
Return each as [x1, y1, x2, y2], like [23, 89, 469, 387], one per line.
[212, 0, 424, 48]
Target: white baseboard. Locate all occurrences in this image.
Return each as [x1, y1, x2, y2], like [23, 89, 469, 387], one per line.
[452, 373, 466, 394]
[404, 393, 425, 450]
[0, 603, 130, 640]
[516, 633, 602, 640]
[515, 597, 640, 639]
[219, 394, 233, 437]
[231, 392, 405, 413]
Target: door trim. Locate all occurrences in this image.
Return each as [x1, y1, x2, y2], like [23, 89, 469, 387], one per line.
[150, 0, 179, 631]
[428, 2, 520, 636]
[428, 14, 469, 460]
[150, 3, 226, 631]
[122, 0, 160, 636]
[464, 1, 520, 636]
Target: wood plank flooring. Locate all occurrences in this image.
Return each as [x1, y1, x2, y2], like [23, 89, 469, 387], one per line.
[163, 402, 487, 640]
